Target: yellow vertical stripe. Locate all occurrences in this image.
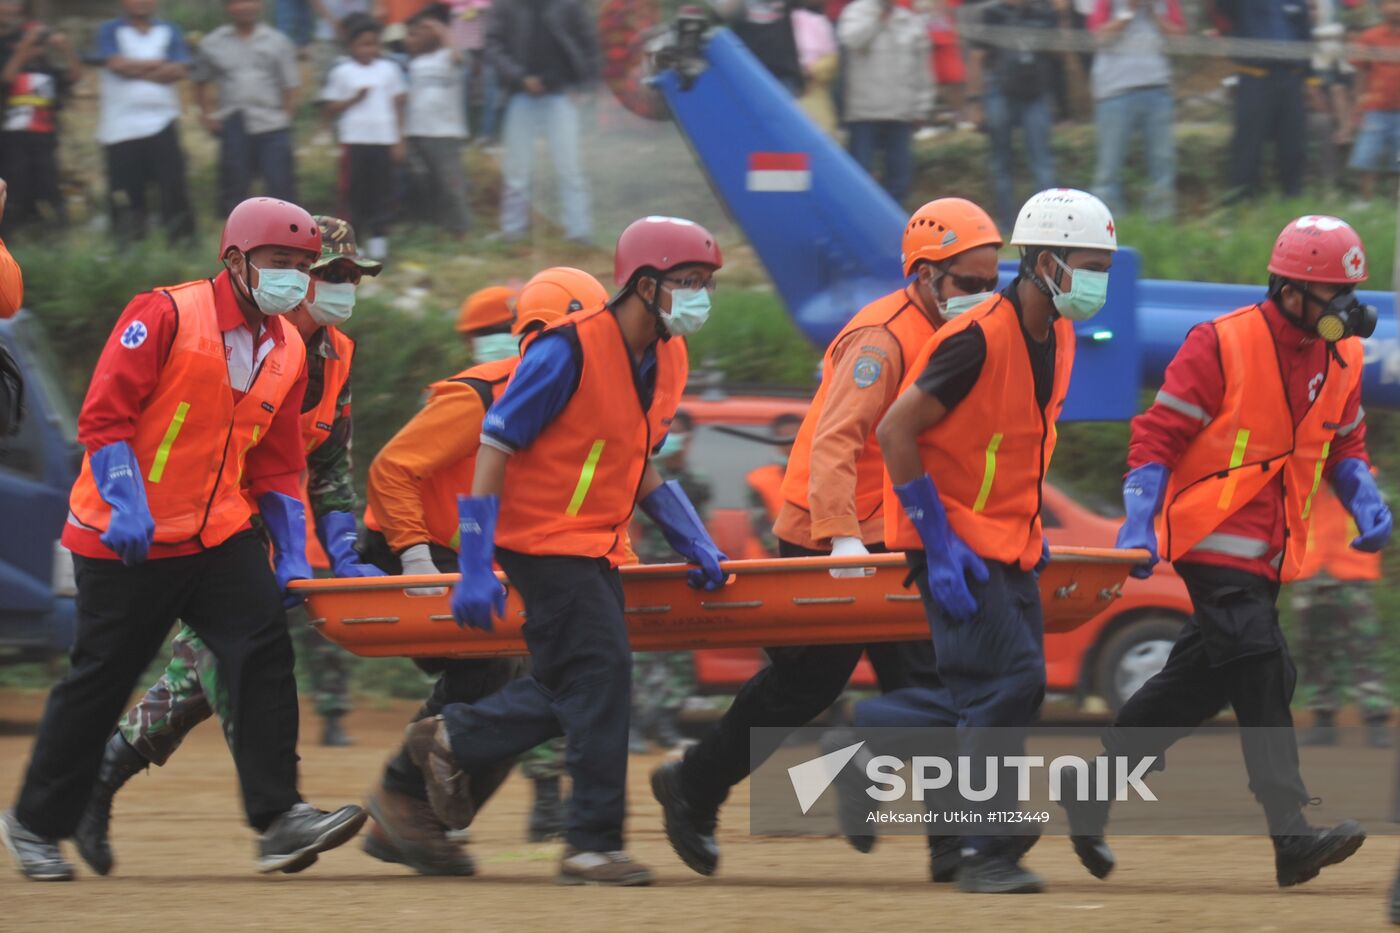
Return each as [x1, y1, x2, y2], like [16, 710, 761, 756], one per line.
[1300, 440, 1331, 521]
[147, 402, 191, 483]
[1215, 428, 1251, 510]
[566, 440, 607, 517]
[235, 425, 262, 485]
[972, 433, 1003, 514]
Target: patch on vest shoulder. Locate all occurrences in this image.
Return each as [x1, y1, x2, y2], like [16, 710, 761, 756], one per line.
[120, 321, 148, 349]
[316, 421, 333, 431]
[852, 355, 883, 389]
[262, 401, 275, 413]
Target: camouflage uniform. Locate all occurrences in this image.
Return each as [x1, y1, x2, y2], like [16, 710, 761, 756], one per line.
[518, 737, 568, 780]
[116, 327, 359, 763]
[631, 464, 709, 731]
[1292, 574, 1393, 717]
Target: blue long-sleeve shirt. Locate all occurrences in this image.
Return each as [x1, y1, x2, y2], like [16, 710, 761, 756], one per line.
[481, 322, 662, 454]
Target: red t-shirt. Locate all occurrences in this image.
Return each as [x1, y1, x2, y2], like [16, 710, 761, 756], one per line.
[63, 271, 308, 560]
[1354, 24, 1400, 112]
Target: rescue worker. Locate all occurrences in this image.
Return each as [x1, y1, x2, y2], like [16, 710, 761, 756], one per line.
[457, 283, 519, 361]
[1068, 215, 1387, 888]
[744, 412, 802, 557]
[1292, 481, 1391, 748]
[650, 198, 1002, 879]
[0, 178, 23, 436]
[402, 216, 727, 887]
[631, 407, 707, 754]
[361, 266, 613, 875]
[0, 197, 365, 882]
[872, 188, 1117, 894]
[70, 215, 384, 877]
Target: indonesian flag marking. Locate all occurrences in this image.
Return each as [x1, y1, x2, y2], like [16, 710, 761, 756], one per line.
[747, 152, 811, 192]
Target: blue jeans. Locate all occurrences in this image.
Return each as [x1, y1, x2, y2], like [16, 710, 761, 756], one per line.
[464, 49, 500, 140]
[846, 120, 915, 206]
[274, 0, 315, 47]
[1093, 85, 1175, 220]
[1348, 109, 1400, 172]
[984, 87, 1056, 231]
[218, 114, 296, 216]
[500, 92, 590, 240]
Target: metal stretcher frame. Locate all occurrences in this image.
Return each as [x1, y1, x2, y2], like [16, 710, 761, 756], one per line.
[293, 548, 1149, 660]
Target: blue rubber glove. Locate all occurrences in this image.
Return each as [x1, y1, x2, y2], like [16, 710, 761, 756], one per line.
[1332, 458, 1392, 552]
[639, 479, 728, 591]
[892, 474, 988, 625]
[316, 510, 386, 578]
[1034, 537, 1051, 576]
[257, 492, 313, 608]
[1116, 463, 1168, 579]
[451, 494, 505, 631]
[91, 441, 155, 566]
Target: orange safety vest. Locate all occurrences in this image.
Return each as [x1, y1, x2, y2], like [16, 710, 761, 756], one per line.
[296, 326, 355, 569]
[70, 279, 307, 550]
[1158, 305, 1364, 582]
[1294, 483, 1382, 582]
[364, 355, 518, 550]
[782, 288, 937, 532]
[748, 462, 786, 522]
[496, 306, 688, 566]
[884, 295, 1076, 570]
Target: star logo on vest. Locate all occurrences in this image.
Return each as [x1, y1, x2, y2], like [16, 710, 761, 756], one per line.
[120, 321, 148, 349]
[1343, 245, 1366, 281]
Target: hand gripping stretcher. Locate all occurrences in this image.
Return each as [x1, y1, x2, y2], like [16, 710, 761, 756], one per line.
[291, 548, 1150, 659]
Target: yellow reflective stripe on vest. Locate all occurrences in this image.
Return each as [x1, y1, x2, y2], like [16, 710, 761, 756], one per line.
[147, 402, 191, 484]
[1300, 440, 1331, 521]
[235, 425, 263, 485]
[566, 440, 607, 517]
[972, 433, 1003, 514]
[1215, 429, 1251, 510]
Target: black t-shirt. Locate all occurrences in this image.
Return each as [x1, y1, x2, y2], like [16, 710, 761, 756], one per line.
[730, 0, 804, 93]
[975, 0, 1060, 95]
[914, 284, 1057, 413]
[526, 0, 577, 91]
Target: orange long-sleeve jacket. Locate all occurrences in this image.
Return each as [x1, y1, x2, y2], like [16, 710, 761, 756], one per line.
[0, 238, 22, 318]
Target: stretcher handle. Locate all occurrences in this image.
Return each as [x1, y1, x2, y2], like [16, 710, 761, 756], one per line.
[288, 547, 1152, 594]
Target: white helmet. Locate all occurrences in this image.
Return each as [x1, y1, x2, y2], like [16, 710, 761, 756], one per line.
[1010, 188, 1118, 252]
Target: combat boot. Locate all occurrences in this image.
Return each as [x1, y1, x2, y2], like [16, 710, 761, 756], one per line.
[1300, 710, 1338, 747]
[956, 851, 1044, 894]
[321, 714, 353, 748]
[651, 760, 720, 876]
[528, 776, 566, 843]
[403, 716, 475, 829]
[651, 710, 684, 750]
[1367, 713, 1392, 749]
[74, 732, 148, 875]
[1274, 819, 1366, 887]
[365, 787, 475, 876]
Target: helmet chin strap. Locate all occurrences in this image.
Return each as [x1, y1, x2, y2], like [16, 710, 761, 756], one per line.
[644, 275, 672, 342]
[224, 251, 261, 312]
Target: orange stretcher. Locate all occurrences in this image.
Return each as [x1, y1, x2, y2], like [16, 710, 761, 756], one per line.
[293, 548, 1149, 660]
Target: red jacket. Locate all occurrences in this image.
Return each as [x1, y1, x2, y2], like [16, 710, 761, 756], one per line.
[1128, 299, 1367, 580]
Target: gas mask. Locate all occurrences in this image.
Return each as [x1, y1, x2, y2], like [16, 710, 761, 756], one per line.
[1310, 289, 1377, 342]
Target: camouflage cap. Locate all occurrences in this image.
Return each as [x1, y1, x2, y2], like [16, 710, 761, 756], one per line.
[311, 215, 383, 275]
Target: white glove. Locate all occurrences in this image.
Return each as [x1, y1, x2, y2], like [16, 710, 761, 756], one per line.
[829, 535, 874, 579]
[400, 542, 446, 595]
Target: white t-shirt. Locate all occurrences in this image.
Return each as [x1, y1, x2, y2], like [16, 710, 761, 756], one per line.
[93, 18, 189, 145]
[405, 48, 467, 139]
[322, 57, 406, 145]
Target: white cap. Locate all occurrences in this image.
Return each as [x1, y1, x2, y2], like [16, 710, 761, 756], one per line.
[1010, 188, 1118, 251]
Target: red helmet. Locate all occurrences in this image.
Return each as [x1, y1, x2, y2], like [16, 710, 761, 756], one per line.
[1268, 215, 1368, 285]
[220, 197, 322, 260]
[613, 216, 722, 286]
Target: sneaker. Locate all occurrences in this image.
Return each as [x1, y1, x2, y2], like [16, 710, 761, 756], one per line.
[956, 852, 1044, 894]
[74, 732, 148, 876]
[366, 787, 475, 876]
[256, 803, 367, 874]
[1274, 819, 1366, 887]
[557, 847, 654, 886]
[403, 716, 475, 830]
[1, 810, 73, 882]
[650, 760, 719, 876]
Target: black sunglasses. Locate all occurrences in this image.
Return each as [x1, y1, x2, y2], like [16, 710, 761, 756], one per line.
[941, 272, 1000, 295]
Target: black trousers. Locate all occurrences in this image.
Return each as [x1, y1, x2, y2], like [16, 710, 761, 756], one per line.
[358, 530, 524, 810]
[104, 121, 195, 240]
[0, 131, 64, 232]
[1105, 562, 1311, 831]
[1227, 71, 1306, 200]
[441, 548, 632, 852]
[678, 539, 943, 811]
[15, 531, 300, 837]
[342, 144, 394, 239]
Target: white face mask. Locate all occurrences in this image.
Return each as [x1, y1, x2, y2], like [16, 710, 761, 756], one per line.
[941, 292, 994, 319]
[307, 281, 357, 326]
[473, 333, 519, 362]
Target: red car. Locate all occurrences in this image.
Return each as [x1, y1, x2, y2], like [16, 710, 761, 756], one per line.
[676, 393, 1192, 711]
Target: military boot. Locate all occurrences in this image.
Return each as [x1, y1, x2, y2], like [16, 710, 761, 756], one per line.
[322, 714, 353, 748]
[74, 733, 148, 875]
[528, 776, 567, 843]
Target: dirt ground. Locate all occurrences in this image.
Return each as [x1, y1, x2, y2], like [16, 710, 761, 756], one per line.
[1, 688, 1398, 933]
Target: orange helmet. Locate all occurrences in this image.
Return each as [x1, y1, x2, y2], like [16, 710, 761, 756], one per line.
[901, 198, 1002, 276]
[513, 267, 609, 335]
[456, 285, 517, 334]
